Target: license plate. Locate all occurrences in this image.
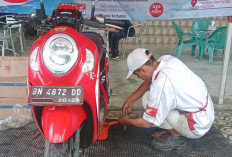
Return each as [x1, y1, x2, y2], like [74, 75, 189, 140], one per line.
[29, 86, 84, 106]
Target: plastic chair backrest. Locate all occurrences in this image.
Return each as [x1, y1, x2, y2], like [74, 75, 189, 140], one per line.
[138, 20, 148, 38]
[192, 19, 211, 38]
[128, 20, 148, 38]
[208, 26, 227, 50]
[172, 21, 183, 42]
[5, 15, 22, 29]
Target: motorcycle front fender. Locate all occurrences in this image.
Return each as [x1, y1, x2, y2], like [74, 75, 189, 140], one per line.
[41, 106, 86, 143]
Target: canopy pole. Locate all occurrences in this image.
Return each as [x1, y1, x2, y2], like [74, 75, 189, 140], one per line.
[218, 22, 232, 104]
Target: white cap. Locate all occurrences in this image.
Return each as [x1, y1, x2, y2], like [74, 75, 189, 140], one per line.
[126, 48, 152, 79]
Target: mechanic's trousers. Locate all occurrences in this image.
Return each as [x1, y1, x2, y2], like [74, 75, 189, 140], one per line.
[142, 91, 201, 139]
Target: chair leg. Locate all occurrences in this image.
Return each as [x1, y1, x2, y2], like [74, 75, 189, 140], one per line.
[198, 44, 204, 60]
[120, 38, 124, 52]
[123, 38, 128, 58]
[177, 46, 184, 58]
[214, 50, 218, 57]
[0, 41, 4, 56]
[19, 31, 25, 54]
[8, 29, 19, 56]
[200, 44, 205, 60]
[0, 45, 2, 56]
[22, 30, 26, 53]
[19, 35, 24, 54]
[10, 35, 17, 56]
[5, 39, 9, 49]
[198, 41, 206, 60]
[140, 38, 144, 48]
[191, 45, 196, 56]
[208, 48, 214, 65]
[23, 35, 26, 51]
[174, 45, 179, 56]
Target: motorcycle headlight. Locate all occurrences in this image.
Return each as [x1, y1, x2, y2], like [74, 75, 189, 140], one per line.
[42, 33, 78, 75]
[30, 46, 39, 71]
[81, 48, 95, 73]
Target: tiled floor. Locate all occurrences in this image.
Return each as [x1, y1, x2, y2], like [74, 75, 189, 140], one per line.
[214, 111, 232, 144]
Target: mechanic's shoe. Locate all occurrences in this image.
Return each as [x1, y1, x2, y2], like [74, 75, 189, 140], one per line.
[110, 53, 119, 60]
[150, 135, 187, 151]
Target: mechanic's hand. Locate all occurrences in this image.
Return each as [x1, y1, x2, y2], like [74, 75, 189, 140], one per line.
[121, 99, 133, 115]
[118, 115, 128, 125]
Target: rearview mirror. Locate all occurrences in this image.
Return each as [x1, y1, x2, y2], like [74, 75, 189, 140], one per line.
[91, 0, 98, 20]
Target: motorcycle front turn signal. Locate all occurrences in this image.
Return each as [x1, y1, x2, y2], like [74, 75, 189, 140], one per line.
[30, 46, 39, 71]
[82, 48, 95, 73]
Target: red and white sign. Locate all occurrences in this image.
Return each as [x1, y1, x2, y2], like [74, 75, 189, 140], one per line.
[0, 0, 29, 6]
[3, 0, 29, 3]
[227, 16, 232, 23]
[149, 3, 164, 17]
[191, 0, 197, 7]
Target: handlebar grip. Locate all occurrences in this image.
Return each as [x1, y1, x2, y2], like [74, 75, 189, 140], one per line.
[84, 20, 105, 28]
[104, 19, 125, 27]
[13, 14, 31, 20]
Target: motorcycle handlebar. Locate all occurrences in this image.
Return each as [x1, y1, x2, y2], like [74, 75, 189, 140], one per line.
[104, 19, 125, 27]
[84, 20, 106, 28]
[13, 14, 31, 21]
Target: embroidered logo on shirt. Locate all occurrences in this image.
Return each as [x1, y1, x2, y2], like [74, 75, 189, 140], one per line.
[145, 105, 158, 117]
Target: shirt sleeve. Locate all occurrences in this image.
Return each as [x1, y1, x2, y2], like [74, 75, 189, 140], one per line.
[143, 71, 176, 126]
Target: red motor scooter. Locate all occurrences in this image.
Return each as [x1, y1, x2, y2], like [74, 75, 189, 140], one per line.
[15, 0, 123, 156]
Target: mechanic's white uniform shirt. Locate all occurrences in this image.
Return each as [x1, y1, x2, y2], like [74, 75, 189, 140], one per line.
[143, 55, 215, 136]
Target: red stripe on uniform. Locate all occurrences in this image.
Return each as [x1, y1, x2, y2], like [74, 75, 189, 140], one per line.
[186, 93, 209, 131]
[155, 71, 160, 80]
[187, 113, 196, 131]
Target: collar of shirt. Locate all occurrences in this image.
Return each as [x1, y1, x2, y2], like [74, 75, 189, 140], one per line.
[151, 60, 166, 82]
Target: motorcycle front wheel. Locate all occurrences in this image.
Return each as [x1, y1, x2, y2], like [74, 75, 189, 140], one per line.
[44, 128, 81, 157]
